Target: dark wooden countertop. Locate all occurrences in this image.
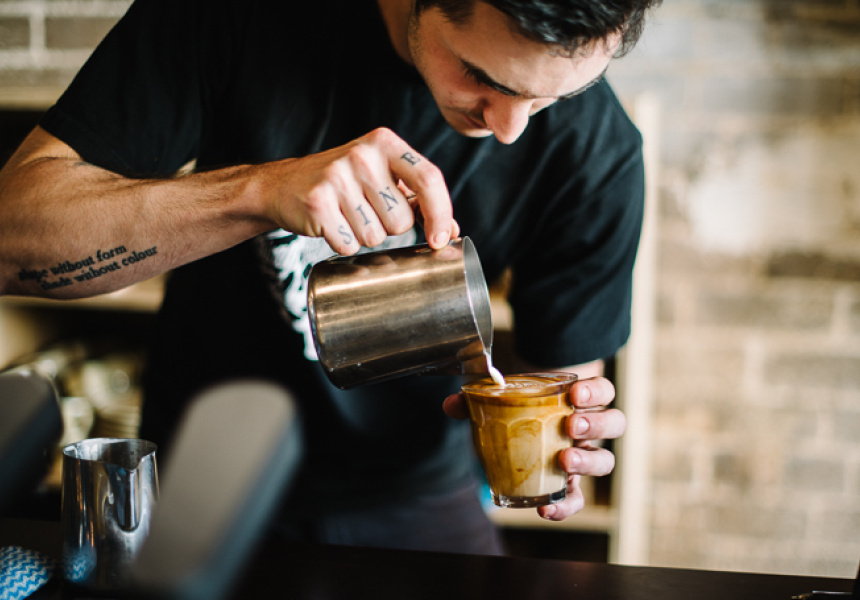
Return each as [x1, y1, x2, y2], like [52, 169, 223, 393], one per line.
[1, 518, 854, 600]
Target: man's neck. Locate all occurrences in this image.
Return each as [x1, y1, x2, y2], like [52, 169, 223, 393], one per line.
[376, 0, 413, 65]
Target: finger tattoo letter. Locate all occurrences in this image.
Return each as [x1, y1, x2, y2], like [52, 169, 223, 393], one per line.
[338, 225, 354, 245]
[400, 152, 421, 166]
[355, 204, 372, 225]
[377, 186, 399, 212]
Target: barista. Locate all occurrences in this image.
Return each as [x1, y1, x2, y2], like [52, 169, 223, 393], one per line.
[0, 0, 657, 553]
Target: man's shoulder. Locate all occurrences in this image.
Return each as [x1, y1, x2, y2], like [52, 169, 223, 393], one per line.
[512, 81, 642, 178]
[189, 0, 366, 42]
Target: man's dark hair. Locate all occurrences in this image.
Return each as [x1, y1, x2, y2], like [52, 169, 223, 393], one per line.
[414, 0, 662, 58]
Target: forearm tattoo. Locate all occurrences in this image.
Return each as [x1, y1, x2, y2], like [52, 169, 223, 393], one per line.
[17, 244, 158, 291]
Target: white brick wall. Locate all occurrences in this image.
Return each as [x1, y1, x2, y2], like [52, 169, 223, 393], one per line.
[0, 0, 131, 100]
[611, 0, 860, 578]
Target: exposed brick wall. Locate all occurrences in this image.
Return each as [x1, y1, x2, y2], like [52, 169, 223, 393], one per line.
[1, 0, 858, 579]
[0, 0, 130, 90]
[610, 0, 860, 578]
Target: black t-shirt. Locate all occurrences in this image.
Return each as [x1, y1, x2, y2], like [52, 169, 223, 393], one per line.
[40, 0, 644, 514]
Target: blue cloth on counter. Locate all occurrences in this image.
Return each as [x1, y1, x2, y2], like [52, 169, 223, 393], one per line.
[0, 546, 55, 600]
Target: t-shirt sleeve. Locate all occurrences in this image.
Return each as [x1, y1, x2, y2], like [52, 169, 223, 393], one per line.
[39, 0, 235, 177]
[508, 93, 645, 368]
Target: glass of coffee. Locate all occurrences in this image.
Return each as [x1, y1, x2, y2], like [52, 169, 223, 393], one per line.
[462, 372, 577, 508]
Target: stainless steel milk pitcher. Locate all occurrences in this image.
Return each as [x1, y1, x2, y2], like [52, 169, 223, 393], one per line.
[308, 237, 493, 389]
[61, 437, 158, 591]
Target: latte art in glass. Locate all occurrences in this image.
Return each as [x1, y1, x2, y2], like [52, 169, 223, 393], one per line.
[461, 372, 577, 508]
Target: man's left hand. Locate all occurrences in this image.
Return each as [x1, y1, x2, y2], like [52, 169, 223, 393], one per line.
[441, 374, 626, 521]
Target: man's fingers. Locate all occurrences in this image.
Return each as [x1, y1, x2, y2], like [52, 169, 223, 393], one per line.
[362, 182, 414, 237]
[328, 160, 387, 249]
[381, 131, 453, 249]
[416, 189, 454, 249]
[450, 218, 461, 240]
[320, 218, 361, 256]
[280, 129, 453, 254]
[570, 376, 616, 410]
[566, 407, 627, 441]
[442, 393, 469, 420]
[404, 195, 460, 246]
[351, 145, 416, 240]
[539, 446, 618, 520]
[537, 475, 585, 521]
[558, 445, 616, 478]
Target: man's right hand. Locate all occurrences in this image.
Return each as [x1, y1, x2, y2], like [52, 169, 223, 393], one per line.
[258, 127, 459, 255]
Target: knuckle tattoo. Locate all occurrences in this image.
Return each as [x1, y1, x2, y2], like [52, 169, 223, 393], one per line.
[354, 203, 372, 225]
[400, 151, 421, 166]
[377, 186, 399, 211]
[337, 224, 354, 246]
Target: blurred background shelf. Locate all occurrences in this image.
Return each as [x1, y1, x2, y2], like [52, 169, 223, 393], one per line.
[0, 277, 165, 369]
[489, 504, 618, 533]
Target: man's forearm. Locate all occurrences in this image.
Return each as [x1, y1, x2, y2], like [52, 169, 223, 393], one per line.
[1, 124, 458, 300]
[0, 127, 271, 299]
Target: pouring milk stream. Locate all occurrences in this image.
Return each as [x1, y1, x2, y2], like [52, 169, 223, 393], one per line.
[484, 350, 507, 387]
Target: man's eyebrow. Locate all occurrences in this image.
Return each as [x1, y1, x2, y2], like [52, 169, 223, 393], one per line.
[461, 60, 520, 97]
[461, 59, 608, 101]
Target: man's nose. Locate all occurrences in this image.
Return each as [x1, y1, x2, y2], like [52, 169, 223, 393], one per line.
[483, 97, 533, 145]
